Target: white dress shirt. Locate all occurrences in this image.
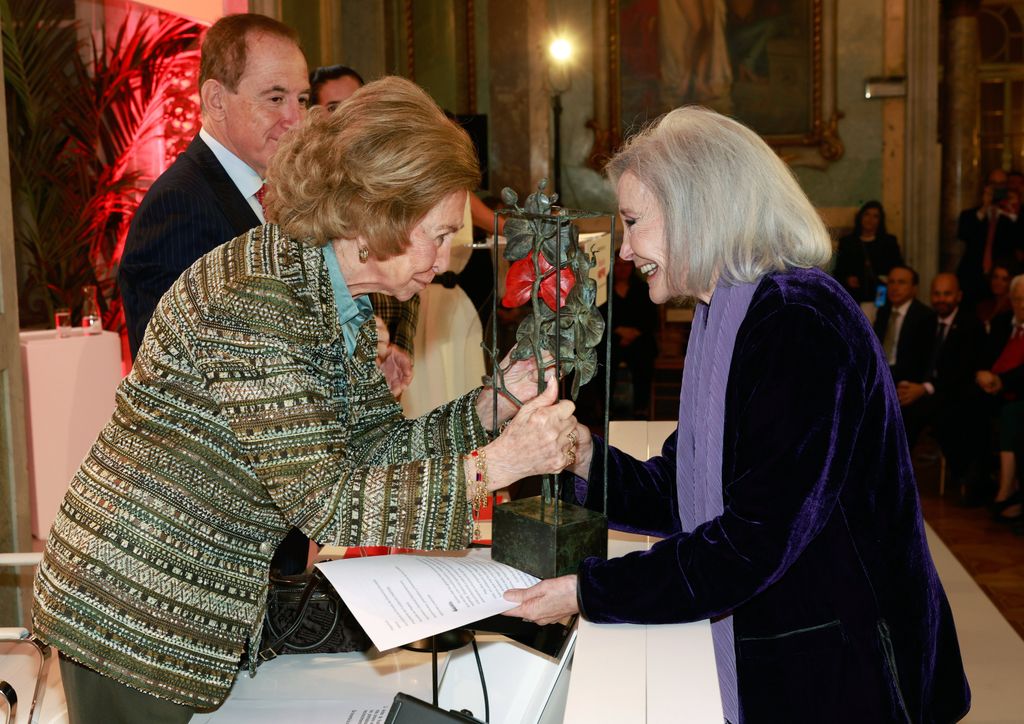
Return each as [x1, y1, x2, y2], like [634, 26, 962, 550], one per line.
[886, 298, 913, 366]
[199, 127, 265, 224]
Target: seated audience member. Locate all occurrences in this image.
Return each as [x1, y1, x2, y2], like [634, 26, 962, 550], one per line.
[872, 265, 936, 388]
[832, 200, 903, 303]
[956, 168, 1022, 312]
[975, 264, 1013, 332]
[898, 274, 987, 502]
[976, 274, 1024, 520]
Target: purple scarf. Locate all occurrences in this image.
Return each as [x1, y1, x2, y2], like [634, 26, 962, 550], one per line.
[676, 278, 759, 723]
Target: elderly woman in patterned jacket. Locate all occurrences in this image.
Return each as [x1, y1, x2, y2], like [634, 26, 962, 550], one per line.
[33, 76, 579, 723]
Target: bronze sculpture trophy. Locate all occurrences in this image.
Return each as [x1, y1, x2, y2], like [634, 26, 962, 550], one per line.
[486, 181, 612, 578]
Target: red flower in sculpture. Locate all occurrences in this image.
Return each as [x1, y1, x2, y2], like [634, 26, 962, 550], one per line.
[502, 253, 575, 310]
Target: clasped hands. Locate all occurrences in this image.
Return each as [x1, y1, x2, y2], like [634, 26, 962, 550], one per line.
[475, 351, 592, 625]
[976, 369, 1003, 395]
[474, 351, 597, 486]
[895, 381, 927, 407]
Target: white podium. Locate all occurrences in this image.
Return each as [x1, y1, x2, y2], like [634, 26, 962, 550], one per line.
[19, 329, 122, 539]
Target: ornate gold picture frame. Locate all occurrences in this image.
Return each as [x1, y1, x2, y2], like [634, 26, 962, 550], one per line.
[589, 0, 843, 169]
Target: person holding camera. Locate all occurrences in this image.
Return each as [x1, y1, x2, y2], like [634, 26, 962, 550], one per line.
[956, 168, 1023, 313]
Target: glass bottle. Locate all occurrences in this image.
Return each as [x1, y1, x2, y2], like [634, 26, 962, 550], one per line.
[81, 285, 102, 335]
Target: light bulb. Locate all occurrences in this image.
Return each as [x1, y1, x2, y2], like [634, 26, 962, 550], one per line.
[550, 38, 572, 63]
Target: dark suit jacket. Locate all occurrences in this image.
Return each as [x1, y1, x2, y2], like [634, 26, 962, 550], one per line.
[980, 310, 1024, 399]
[572, 269, 969, 723]
[986, 310, 1014, 368]
[119, 135, 260, 358]
[873, 298, 936, 384]
[928, 309, 985, 401]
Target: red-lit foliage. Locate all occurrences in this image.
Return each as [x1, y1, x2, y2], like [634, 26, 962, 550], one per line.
[2, 0, 200, 330]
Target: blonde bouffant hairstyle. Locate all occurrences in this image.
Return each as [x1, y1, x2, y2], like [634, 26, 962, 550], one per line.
[606, 106, 832, 297]
[265, 76, 480, 257]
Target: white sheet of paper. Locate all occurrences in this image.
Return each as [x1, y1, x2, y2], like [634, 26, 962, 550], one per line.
[198, 699, 392, 723]
[317, 549, 539, 652]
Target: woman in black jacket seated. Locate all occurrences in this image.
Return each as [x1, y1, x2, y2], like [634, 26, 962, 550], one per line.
[833, 200, 904, 304]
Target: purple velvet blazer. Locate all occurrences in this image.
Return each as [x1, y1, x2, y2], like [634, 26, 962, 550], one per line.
[574, 268, 970, 723]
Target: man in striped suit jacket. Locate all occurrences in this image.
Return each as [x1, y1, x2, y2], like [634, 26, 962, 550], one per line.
[119, 13, 311, 574]
[119, 13, 309, 360]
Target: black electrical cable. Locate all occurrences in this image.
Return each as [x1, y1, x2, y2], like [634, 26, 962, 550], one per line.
[470, 635, 489, 723]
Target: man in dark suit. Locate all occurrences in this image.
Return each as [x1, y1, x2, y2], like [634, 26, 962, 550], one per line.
[873, 265, 936, 388]
[897, 274, 987, 500]
[119, 14, 310, 572]
[119, 14, 309, 358]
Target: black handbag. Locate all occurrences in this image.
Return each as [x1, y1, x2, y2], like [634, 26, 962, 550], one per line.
[259, 568, 371, 662]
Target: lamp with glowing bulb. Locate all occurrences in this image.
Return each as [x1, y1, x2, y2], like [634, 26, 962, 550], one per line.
[548, 37, 572, 199]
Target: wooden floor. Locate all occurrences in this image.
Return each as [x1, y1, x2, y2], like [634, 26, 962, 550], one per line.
[914, 448, 1024, 641]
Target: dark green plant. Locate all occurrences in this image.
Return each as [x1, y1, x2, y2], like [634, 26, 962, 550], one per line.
[2, 0, 200, 328]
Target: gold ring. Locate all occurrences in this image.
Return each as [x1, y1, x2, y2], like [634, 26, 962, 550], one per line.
[566, 446, 576, 465]
[567, 430, 578, 446]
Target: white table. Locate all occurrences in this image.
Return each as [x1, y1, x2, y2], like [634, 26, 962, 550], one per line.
[562, 421, 722, 723]
[19, 329, 122, 538]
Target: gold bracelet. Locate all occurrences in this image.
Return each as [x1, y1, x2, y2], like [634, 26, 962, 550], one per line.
[468, 449, 490, 538]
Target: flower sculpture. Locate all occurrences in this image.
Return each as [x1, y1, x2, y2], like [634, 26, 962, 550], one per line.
[499, 180, 605, 401]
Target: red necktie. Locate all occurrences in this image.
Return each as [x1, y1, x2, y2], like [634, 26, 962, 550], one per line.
[255, 184, 268, 215]
[983, 211, 998, 273]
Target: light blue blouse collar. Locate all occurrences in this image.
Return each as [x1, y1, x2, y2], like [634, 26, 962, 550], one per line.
[321, 244, 374, 353]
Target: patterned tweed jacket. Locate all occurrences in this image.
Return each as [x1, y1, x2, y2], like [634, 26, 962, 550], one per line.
[33, 225, 488, 709]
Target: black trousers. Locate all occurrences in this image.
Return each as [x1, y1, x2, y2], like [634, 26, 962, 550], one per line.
[59, 654, 195, 724]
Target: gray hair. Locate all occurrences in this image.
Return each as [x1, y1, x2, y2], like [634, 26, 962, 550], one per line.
[606, 106, 832, 297]
[1010, 274, 1024, 296]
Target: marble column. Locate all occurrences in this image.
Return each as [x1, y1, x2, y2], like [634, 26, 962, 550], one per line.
[940, 0, 982, 271]
[488, 0, 550, 195]
[904, 0, 941, 289]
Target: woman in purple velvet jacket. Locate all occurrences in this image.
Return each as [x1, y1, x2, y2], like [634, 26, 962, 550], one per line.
[503, 108, 970, 723]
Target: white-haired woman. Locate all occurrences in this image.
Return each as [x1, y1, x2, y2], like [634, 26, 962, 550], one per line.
[503, 107, 970, 723]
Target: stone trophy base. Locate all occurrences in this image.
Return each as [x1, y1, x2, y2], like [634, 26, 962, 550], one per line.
[492, 496, 608, 579]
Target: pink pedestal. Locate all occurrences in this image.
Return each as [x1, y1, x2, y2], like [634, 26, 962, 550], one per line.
[19, 329, 122, 539]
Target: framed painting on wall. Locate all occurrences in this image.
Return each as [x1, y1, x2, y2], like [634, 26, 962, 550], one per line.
[593, 0, 842, 168]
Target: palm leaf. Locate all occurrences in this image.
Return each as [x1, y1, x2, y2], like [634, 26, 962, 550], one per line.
[3, 0, 201, 325]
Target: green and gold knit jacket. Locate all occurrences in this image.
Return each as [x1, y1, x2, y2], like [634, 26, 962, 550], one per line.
[32, 225, 488, 709]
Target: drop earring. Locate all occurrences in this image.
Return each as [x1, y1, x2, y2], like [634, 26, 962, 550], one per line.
[358, 246, 369, 263]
